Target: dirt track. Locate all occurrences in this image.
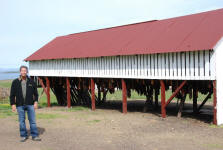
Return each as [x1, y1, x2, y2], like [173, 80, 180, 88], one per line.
[1, 100, 223, 150]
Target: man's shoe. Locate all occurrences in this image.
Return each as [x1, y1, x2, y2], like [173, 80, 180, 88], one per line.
[32, 136, 41, 141]
[20, 137, 28, 142]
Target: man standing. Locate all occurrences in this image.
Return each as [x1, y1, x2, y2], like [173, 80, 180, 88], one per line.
[10, 66, 41, 142]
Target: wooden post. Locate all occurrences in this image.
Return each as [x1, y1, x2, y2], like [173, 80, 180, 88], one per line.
[66, 77, 71, 108]
[38, 77, 47, 95]
[45, 77, 51, 107]
[213, 80, 217, 125]
[122, 79, 127, 114]
[160, 80, 166, 118]
[177, 91, 186, 118]
[155, 88, 159, 109]
[91, 78, 95, 110]
[193, 84, 198, 114]
[97, 85, 101, 101]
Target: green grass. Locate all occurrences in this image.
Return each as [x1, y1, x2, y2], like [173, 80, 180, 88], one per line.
[105, 90, 147, 100]
[203, 143, 223, 149]
[58, 106, 90, 112]
[37, 88, 58, 107]
[0, 80, 12, 88]
[0, 104, 16, 118]
[209, 124, 223, 128]
[105, 89, 212, 102]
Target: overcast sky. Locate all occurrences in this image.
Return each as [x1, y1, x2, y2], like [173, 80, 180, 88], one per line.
[0, 0, 223, 68]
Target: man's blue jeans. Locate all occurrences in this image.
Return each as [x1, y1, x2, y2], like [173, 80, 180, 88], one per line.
[17, 105, 39, 138]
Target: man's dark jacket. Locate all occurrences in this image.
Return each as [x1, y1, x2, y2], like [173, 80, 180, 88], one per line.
[10, 76, 38, 106]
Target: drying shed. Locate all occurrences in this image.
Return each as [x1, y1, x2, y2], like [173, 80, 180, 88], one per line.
[25, 8, 223, 125]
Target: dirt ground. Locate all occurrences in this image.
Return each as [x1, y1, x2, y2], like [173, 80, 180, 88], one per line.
[1, 100, 223, 150]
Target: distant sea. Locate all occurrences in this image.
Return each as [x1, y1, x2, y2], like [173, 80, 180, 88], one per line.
[0, 68, 19, 80]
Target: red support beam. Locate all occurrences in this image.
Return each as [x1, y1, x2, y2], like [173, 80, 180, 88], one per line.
[165, 81, 187, 107]
[45, 77, 51, 107]
[122, 79, 127, 114]
[66, 77, 71, 108]
[91, 78, 95, 111]
[213, 80, 217, 125]
[160, 80, 166, 118]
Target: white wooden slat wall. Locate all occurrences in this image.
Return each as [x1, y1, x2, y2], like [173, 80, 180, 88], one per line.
[29, 50, 215, 80]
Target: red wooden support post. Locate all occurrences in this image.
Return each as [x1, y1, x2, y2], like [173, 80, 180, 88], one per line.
[213, 80, 217, 125]
[45, 77, 51, 107]
[91, 78, 95, 111]
[66, 77, 71, 108]
[122, 79, 127, 114]
[160, 80, 166, 118]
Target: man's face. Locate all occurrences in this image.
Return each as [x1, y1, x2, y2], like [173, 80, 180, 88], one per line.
[20, 68, 27, 77]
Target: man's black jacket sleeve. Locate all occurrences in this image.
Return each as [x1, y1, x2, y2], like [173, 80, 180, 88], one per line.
[10, 80, 16, 105]
[33, 81, 38, 102]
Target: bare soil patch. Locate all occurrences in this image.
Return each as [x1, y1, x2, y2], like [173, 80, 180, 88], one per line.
[0, 101, 223, 150]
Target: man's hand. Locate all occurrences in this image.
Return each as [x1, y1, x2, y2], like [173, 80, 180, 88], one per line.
[12, 105, 16, 112]
[34, 102, 38, 109]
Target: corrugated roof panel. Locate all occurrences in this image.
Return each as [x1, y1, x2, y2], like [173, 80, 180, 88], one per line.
[25, 8, 223, 61]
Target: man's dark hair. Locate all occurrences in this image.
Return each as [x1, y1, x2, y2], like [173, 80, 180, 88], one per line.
[19, 65, 28, 72]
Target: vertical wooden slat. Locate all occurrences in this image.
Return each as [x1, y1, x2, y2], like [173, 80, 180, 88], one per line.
[204, 50, 210, 79]
[194, 51, 199, 79]
[134, 55, 137, 77]
[129, 56, 132, 77]
[138, 55, 141, 77]
[79, 59, 82, 76]
[112, 57, 115, 77]
[200, 51, 204, 79]
[151, 54, 155, 77]
[119, 56, 122, 77]
[154, 54, 158, 78]
[181, 52, 185, 79]
[94, 58, 96, 76]
[185, 52, 190, 79]
[101, 57, 104, 77]
[161, 53, 165, 78]
[177, 53, 182, 79]
[158, 54, 162, 79]
[124, 56, 127, 77]
[143, 54, 147, 77]
[169, 53, 173, 79]
[107, 57, 110, 77]
[173, 53, 177, 78]
[190, 52, 194, 79]
[165, 53, 170, 79]
[147, 54, 151, 77]
[96, 57, 99, 76]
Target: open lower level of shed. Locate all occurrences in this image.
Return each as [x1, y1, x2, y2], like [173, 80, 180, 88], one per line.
[32, 76, 217, 125]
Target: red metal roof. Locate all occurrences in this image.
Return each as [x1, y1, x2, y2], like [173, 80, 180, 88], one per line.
[25, 8, 223, 61]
